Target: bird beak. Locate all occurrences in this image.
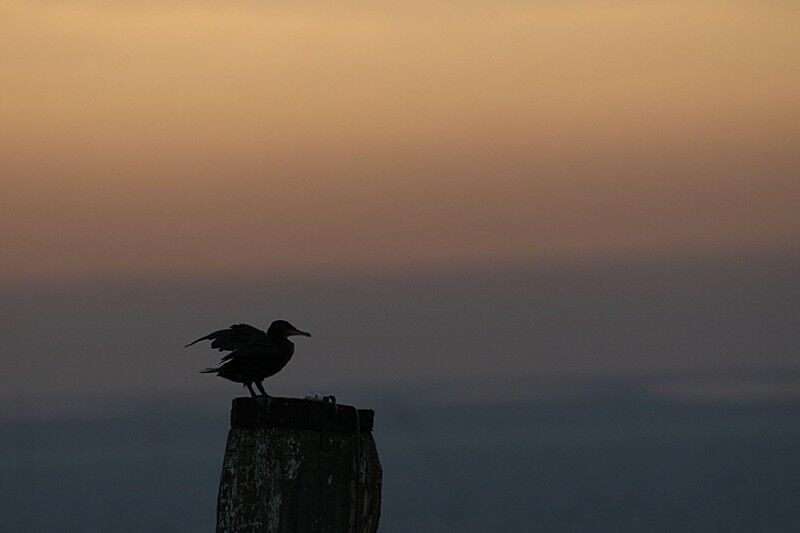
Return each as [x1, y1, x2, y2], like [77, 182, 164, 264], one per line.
[291, 329, 311, 337]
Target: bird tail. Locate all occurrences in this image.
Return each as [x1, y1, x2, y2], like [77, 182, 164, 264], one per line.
[200, 367, 219, 374]
[185, 335, 211, 348]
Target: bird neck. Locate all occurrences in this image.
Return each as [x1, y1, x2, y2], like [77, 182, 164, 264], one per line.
[268, 335, 293, 346]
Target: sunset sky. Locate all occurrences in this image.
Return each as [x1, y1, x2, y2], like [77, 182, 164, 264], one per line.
[2, 8, 800, 533]
[1, 1, 798, 402]
[2, 1, 798, 285]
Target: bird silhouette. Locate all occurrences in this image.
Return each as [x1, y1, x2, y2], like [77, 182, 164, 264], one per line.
[186, 320, 310, 397]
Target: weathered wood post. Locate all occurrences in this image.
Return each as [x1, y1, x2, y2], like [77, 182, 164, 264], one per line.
[216, 397, 382, 533]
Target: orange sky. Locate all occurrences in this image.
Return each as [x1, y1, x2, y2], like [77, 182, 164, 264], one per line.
[2, 1, 798, 283]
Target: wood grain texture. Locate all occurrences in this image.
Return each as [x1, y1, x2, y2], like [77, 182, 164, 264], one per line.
[217, 398, 381, 533]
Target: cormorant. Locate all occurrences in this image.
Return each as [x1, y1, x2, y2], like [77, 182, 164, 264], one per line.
[186, 320, 310, 397]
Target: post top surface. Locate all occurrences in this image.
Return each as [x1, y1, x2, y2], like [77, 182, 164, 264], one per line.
[230, 396, 374, 434]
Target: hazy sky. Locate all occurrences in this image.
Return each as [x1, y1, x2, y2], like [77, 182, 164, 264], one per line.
[1, 2, 798, 402]
[2, 1, 798, 284]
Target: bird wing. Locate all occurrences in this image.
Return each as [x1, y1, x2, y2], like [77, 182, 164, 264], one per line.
[218, 338, 281, 363]
[185, 323, 268, 351]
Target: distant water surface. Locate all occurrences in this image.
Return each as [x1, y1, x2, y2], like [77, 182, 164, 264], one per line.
[2, 377, 800, 532]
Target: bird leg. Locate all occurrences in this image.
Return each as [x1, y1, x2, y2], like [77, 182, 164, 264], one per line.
[245, 383, 257, 398]
[256, 381, 270, 397]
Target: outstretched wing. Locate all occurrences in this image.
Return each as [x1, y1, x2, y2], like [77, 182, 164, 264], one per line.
[185, 323, 267, 351]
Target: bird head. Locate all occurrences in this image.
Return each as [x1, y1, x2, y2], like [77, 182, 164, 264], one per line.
[267, 320, 311, 339]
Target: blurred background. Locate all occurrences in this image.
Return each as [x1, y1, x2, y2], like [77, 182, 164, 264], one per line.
[1, 1, 798, 531]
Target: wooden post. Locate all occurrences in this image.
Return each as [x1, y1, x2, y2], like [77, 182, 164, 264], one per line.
[216, 397, 382, 533]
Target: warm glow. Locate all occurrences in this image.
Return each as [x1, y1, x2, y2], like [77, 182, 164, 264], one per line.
[2, 1, 798, 283]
